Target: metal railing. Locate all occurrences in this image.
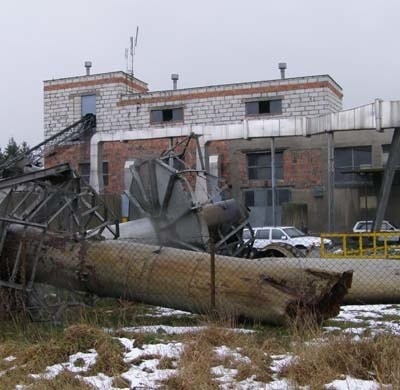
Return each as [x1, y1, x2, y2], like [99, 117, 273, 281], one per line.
[320, 232, 400, 259]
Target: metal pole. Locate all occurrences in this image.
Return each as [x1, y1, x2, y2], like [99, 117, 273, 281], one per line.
[169, 138, 174, 167]
[327, 132, 335, 232]
[271, 138, 276, 226]
[209, 236, 216, 311]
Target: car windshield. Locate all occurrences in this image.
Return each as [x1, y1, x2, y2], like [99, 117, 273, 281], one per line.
[282, 227, 305, 238]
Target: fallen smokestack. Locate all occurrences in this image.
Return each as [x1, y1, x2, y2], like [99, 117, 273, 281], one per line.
[1, 227, 353, 325]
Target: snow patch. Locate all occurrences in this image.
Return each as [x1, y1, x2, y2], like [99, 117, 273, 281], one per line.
[119, 325, 254, 335]
[30, 349, 98, 380]
[325, 375, 381, 390]
[214, 345, 251, 364]
[144, 306, 194, 317]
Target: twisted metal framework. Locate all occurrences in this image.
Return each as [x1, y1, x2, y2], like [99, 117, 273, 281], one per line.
[0, 114, 121, 321]
[0, 114, 96, 176]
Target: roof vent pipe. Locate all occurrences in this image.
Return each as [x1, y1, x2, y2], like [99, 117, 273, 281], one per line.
[85, 61, 92, 76]
[171, 74, 179, 90]
[278, 62, 287, 79]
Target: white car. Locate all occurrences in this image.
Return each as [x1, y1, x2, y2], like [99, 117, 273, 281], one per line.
[352, 220, 400, 242]
[243, 226, 332, 250]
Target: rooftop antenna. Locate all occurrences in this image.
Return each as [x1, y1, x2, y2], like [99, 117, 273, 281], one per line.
[130, 26, 139, 78]
[124, 26, 139, 93]
[125, 48, 129, 73]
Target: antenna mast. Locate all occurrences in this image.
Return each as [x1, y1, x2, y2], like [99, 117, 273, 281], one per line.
[130, 26, 139, 78]
[124, 27, 139, 93]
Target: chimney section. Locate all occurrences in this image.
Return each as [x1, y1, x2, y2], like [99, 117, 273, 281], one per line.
[278, 62, 287, 79]
[171, 74, 179, 90]
[85, 61, 92, 76]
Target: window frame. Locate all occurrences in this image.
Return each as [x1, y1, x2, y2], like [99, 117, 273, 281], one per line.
[334, 146, 372, 186]
[256, 229, 270, 239]
[243, 187, 292, 208]
[81, 94, 97, 117]
[271, 228, 286, 240]
[150, 107, 184, 125]
[247, 151, 284, 181]
[245, 98, 283, 117]
[79, 161, 109, 187]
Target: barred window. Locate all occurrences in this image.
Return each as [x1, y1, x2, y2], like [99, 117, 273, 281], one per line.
[334, 146, 371, 185]
[247, 152, 283, 180]
[79, 161, 109, 186]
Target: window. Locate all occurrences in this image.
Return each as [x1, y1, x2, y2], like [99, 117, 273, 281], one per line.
[256, 229, 270, 239]
[81, 94, 96, 116]
[271, 229, 285, 240]
[245, 99, 282, 116]
[247, 151, 284, 180]
[79, 161, 109, 186]
[150, 107, 183, 124]
[334, 146, 372, 185]
[243, 188, 291, 207]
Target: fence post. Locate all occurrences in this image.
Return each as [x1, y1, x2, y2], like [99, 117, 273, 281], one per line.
[209, 236, 216, 311]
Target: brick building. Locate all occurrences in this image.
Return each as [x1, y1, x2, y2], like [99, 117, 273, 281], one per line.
[43, 70, 399, 233]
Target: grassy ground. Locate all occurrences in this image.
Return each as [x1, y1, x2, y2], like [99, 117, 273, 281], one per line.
[0, 298, 400, 389]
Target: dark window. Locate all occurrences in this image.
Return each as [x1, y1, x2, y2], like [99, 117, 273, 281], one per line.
[79, 161, 109, 186]
[81, 95, 96, 116]
[244, 190, 255, 207]
[247, 151, 284, 180]
[243, 188, 291, 207]
[335, 146, 372, 185]
[150, 107, 183, 124]
[256, 229, 270, 239]
[245, 99, 282, 116]
[271, 229, 284, 239]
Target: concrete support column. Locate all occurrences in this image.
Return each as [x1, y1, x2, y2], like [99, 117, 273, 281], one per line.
[90, 140, 104, 192]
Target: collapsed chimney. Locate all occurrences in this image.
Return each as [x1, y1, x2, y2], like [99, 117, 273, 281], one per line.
[171, 74, 179, 90]
[85, 61, 92, 76]
[278, 62, 287, 79]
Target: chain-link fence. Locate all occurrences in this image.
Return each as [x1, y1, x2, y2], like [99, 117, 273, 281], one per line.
[2, 226, 400, 325]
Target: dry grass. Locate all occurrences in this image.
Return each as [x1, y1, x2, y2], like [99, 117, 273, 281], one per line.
[164, 333, 217, 389]
[157, 356, 177, 369]
[164, 324, 283, 388]
[282, 333, 400, 389]
[0, 323, 127, 389]
[30, 371, 94, 390]
[2, 298, 400, 389]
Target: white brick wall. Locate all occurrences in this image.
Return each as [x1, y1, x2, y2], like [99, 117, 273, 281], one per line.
[44, 73, 342, 138]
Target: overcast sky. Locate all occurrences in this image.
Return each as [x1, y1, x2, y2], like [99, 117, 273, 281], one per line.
[0, 0, 399, 148]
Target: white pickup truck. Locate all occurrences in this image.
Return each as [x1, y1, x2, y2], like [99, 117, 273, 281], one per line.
[243, 226, 332, 250]
[352, 220, 400, 242]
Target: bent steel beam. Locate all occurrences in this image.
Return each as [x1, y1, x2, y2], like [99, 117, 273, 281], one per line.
[373, 127, 400, 231]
